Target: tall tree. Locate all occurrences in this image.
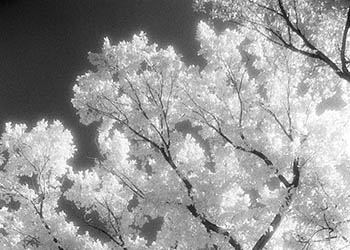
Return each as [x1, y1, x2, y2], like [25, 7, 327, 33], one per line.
[1, 2, 350, 250]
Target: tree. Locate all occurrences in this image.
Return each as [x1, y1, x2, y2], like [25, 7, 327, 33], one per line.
[194, 0, 350, 82]
[1, 1, 350, 249]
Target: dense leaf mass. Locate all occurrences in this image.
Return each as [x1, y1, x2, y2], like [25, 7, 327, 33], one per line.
[1, 1, 350, 249]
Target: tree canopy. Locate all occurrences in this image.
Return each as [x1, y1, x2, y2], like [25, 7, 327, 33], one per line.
[1, 1, 350, 249]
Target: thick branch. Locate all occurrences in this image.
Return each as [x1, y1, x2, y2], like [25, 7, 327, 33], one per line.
[249, 149, 290, 188]
[186, 204, 243, 250]
[341, 7, 350, 75]
[252, 158, 300, 250]
[90, 99, 243, 249]
[159, 147, 243, 250]
[276, 0, 350, 82]
[252, 214, 282, 250]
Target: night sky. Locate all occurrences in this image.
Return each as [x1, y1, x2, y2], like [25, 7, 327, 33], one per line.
[0, 0, 206, 168]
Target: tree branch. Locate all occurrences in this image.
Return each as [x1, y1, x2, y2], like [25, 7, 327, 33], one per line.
[31, 200, 66, 250]
[252, 213, 282, 250]
[341, 6, 350, 75]
[159, 147, 243, 250]
[85, 223, 127, 249]
[252, 158, 300, 250]
[259, 104, 293, 141]
[187, 93, 291, 189]
[276, 0, 350, 82]
[89, 94, 243, 250]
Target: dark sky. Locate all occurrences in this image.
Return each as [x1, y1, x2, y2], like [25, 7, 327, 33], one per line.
[0, 0, 205, 167]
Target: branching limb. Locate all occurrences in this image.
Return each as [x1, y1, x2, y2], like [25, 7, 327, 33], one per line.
[225, 65, 246, 131]
[159, 140, 243, 250]
[85, 222, 127, 250]
[187, 92, 291, 188]
[259, 103, 293, 141]
[276, 0, 350, 82]
[88, 94, 244, 249]
[189, 89, 301, 249]
[90, 199, 128, 249]
[252, 158, 300, 250]
[30, 199, 66, 250]
[99, 161, 145, 199]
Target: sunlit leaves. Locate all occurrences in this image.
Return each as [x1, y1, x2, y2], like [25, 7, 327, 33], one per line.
[2, 3, 350, 248]
[70, 20, 350, 249]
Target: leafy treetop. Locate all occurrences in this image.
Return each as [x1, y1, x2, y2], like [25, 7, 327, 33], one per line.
[1, 1, 350, 249]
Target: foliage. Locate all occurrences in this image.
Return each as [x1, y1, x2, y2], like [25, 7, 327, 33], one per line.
[194, 0, 350, 82]
[1, 1, 350, 249]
